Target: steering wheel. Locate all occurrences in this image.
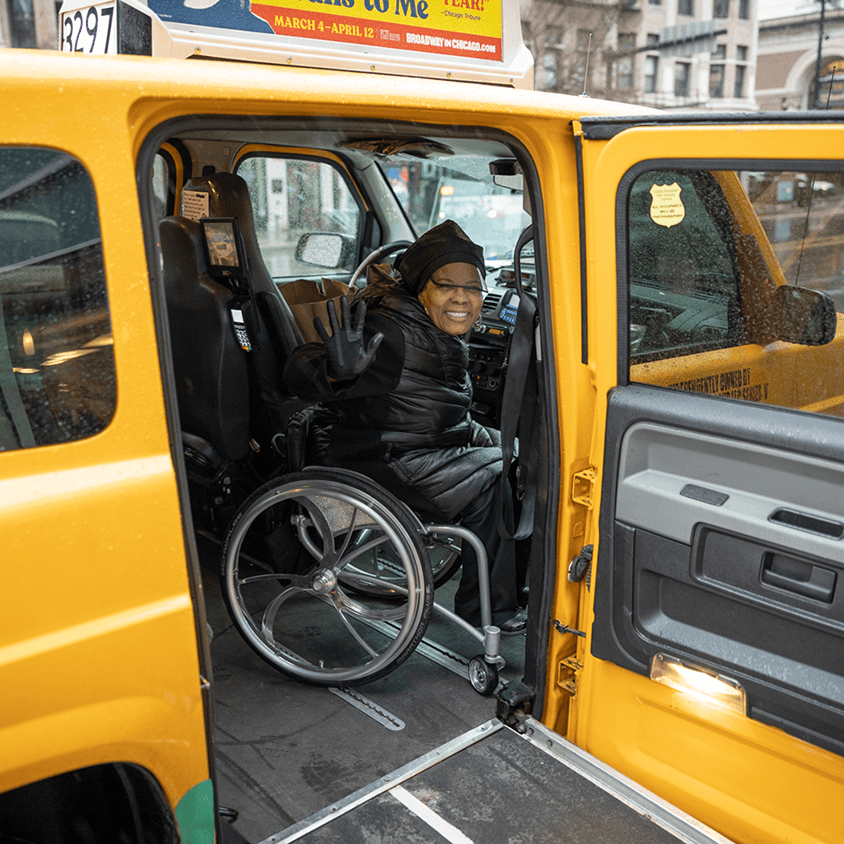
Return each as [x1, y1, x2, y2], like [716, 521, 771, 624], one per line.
[349, 240, 413, 287]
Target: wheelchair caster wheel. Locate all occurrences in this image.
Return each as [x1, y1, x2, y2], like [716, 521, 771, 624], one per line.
[468, 655, 498, 696]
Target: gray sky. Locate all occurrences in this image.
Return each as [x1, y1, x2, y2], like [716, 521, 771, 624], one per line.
[758, 0, 818, 20]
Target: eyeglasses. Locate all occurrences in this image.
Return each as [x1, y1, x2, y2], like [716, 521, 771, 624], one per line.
[429, 279, 487, 296]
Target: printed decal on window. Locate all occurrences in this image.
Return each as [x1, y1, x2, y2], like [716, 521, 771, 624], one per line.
[649, 182, 685, 228]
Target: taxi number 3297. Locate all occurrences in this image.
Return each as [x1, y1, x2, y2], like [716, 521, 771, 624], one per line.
[60, 3, 116, 54]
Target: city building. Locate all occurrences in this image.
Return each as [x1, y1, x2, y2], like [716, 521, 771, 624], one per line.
[1, 0, 57, 48]
[756, 2, 844, 110]
[521, 0, 758, 111]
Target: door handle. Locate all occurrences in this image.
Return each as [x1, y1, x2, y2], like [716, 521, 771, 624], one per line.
[761, 552, 836, 603]
[769, 507, 844, 539]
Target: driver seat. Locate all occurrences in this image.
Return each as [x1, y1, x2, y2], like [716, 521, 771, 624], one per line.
[181, 171, 305, 447]
[160, 215, 250, 475]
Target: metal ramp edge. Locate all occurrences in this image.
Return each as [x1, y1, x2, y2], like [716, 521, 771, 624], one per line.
[258, 717, 735, 844]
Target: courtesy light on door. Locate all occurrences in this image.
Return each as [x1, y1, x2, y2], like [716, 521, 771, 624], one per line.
[650, 654, 746, 715]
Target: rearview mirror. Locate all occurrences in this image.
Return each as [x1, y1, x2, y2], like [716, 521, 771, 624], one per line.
[295, 232, 356, 270]
[490, 158, 523, 193]
[773, 285, 838, 346]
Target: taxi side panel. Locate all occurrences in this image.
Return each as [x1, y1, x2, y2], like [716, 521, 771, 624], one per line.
[0, 51, 210, 824]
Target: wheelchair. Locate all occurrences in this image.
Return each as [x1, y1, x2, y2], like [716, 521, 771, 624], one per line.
[161, 174, 507, 696]
[219, 465, 505, 694]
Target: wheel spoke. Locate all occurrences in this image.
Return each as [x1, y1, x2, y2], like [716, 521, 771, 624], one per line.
[297, 498, 337, 560]
[260, 584, 306, 642]
[335, 506, 361, 561]
[338, 570, 409, 596]
[333, 531, 389, 572]
[239, 572, 311, 587]
[328, 593, 379, 658]
[333, 586, 410, 623]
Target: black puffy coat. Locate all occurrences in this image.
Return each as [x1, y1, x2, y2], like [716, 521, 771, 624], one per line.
[282, 274, 503, 520]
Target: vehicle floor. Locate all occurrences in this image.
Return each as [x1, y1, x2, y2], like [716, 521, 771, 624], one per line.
[198, 535, 526, 844]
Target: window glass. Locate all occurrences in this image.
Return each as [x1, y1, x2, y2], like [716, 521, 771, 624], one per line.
[237, 156, 362, 278]
[618, 33, 635, 88]
[709, 65, 725, 98]
[644, 56, 658, 93]
[541, 27, 563, 90]
[627, 169, 741, 361]
[674, 62, 690, 97]
[734, 64, 746, 98]
[542, 51, 558, 89]
[9, 0, 37, 47]
[678, 0, 693, 15]
[713, 0, 729, 17]
[0, 147, 115, 450]
[377, 155, 531, 271]
[627, 166, 844, 417]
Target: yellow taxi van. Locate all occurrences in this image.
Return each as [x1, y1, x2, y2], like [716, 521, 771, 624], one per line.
[2, 1, 843, 841]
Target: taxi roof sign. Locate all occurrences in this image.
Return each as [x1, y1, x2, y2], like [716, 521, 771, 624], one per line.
[58, 0, 534, 89]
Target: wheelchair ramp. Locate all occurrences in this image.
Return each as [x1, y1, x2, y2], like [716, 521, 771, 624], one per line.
[262, 718, 734, 844]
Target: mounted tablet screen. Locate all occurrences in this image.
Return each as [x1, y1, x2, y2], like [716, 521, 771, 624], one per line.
[201, 217, 246, 280]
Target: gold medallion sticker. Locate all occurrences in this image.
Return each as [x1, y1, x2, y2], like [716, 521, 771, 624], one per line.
[649, 182, 685, 228]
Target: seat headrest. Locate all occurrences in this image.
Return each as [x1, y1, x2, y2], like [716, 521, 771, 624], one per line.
[182, 172, 256, 229]
[159, 216, 208, 284]
[182, 172, 276, 296]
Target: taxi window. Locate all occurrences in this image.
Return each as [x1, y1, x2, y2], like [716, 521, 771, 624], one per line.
[378, 155, 531, 269]
[627, 169, 742, 360]
[0, 147, 115, 451]
[237, 155, 362, 279]
[628, 166, 844, 417]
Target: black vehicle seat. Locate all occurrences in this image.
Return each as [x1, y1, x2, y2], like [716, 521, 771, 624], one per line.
[181, 172, 305, 446]
[160, 215, 250, 474]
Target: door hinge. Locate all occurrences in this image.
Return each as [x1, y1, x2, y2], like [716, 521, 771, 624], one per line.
[558, 656, 583, 697]
[554, 619, 586, 638]
[571, 466, 597, 509]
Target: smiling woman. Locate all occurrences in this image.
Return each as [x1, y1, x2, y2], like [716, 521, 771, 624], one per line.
[397, 218, 487, 336]
[282, 220, 527, 632]
[418, 263, 485, 336]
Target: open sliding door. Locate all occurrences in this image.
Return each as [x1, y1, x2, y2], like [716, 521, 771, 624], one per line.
[575, 115, 844, 844]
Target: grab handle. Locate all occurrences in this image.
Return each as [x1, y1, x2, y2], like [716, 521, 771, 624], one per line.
[769, 507, 844, 539]
[761, 552, 836, 603]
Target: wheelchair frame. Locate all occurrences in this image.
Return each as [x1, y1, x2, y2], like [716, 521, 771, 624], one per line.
[219, 466, 506, 695]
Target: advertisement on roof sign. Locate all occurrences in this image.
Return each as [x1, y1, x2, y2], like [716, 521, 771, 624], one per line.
[149, 0, 503, 61]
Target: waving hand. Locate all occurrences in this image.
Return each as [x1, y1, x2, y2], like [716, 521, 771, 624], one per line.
[314, 298, 384, 381]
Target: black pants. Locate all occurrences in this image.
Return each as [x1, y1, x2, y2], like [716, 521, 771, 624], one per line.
[452, 478, 519, 627]
[336, 455, 520, 628]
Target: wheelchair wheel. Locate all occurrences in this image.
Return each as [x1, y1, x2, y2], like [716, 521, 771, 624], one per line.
[220, 468, 434, 687]
[339, 532, 462, 599]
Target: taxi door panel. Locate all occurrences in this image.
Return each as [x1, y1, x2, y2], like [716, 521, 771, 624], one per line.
[593, 383, 844, 756]
[574, 118, 844, 844]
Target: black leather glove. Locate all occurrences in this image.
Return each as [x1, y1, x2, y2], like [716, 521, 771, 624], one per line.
[314, 297, 383, 381]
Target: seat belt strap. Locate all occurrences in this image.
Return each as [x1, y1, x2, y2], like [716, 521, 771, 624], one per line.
[498, 225, 538, 542]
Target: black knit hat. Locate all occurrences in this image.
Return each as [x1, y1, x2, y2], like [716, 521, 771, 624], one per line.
[396, 220, 485, 296]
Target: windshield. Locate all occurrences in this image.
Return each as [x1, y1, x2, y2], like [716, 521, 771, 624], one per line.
[379, 155, 530, 269]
